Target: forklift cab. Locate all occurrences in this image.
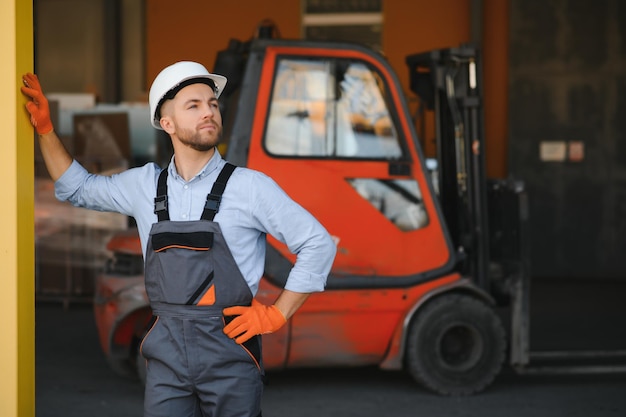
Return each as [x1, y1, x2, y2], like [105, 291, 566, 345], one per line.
[226, 40, 457, 285]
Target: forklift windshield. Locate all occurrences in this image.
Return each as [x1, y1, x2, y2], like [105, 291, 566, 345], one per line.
[265, 58, 401, 159]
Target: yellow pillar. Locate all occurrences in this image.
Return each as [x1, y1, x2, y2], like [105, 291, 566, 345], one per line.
[0, 1, 35, 416]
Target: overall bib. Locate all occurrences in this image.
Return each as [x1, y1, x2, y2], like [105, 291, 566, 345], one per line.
[140, 163, 264, 417]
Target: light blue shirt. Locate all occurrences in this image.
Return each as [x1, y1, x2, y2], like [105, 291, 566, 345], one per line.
[54, 151, 336, 295]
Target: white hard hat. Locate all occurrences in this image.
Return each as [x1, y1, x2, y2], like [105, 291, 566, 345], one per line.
[148, 61, 227, 130]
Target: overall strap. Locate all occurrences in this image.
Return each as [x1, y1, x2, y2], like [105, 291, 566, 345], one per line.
[201, 163, 236, 221]
[154, 168, 169, 222]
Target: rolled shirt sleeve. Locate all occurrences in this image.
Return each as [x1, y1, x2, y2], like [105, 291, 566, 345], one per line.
[242, 170, 336, 293]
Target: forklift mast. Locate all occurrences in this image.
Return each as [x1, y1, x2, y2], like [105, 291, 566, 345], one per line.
[406, 46, 490, 291]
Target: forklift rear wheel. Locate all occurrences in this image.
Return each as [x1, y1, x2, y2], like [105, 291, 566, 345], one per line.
[405, 293, 506, 396]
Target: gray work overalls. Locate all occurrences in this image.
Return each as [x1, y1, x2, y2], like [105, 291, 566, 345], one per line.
[140, 163, 264, 417]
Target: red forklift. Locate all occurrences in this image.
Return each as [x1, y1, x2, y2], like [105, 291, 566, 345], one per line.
[93, 25, 625, 396]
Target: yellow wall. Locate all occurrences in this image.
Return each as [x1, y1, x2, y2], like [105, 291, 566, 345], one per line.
[146, 0, 301, 88]
[0, 1, 35, 416]
[384, 0, 471, 160]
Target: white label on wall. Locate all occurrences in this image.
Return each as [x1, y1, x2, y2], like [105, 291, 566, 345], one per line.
[540, 141, 567, 162]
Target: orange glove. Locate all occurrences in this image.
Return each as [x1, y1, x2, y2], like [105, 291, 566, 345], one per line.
[21, 73, 54, 135]
[223, 299, 287, 344]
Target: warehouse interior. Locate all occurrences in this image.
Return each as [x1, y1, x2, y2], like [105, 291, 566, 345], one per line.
[5, 0, 626, 414]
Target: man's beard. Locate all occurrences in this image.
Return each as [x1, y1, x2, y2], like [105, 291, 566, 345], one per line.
[176, 125, 222, 152]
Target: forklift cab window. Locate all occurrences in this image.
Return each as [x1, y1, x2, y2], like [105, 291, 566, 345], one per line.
[347, 178, 429, 231]
[265, 58, 402, 159]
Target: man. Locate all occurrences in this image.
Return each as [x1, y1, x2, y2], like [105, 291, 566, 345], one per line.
[21, 61, 336, 417]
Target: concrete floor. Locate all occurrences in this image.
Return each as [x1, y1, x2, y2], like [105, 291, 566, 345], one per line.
[34, 279, 626, 417]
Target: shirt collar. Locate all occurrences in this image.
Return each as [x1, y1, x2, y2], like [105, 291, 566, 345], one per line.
[168, 150, 223, 182]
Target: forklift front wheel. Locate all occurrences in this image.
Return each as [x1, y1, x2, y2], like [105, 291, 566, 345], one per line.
[405, 293, 506, 396]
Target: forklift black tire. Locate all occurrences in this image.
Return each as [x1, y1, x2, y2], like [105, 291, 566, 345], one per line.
[405, 293, 506, 396]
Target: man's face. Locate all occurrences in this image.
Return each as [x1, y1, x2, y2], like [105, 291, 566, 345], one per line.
[160, 83, 223, 152]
